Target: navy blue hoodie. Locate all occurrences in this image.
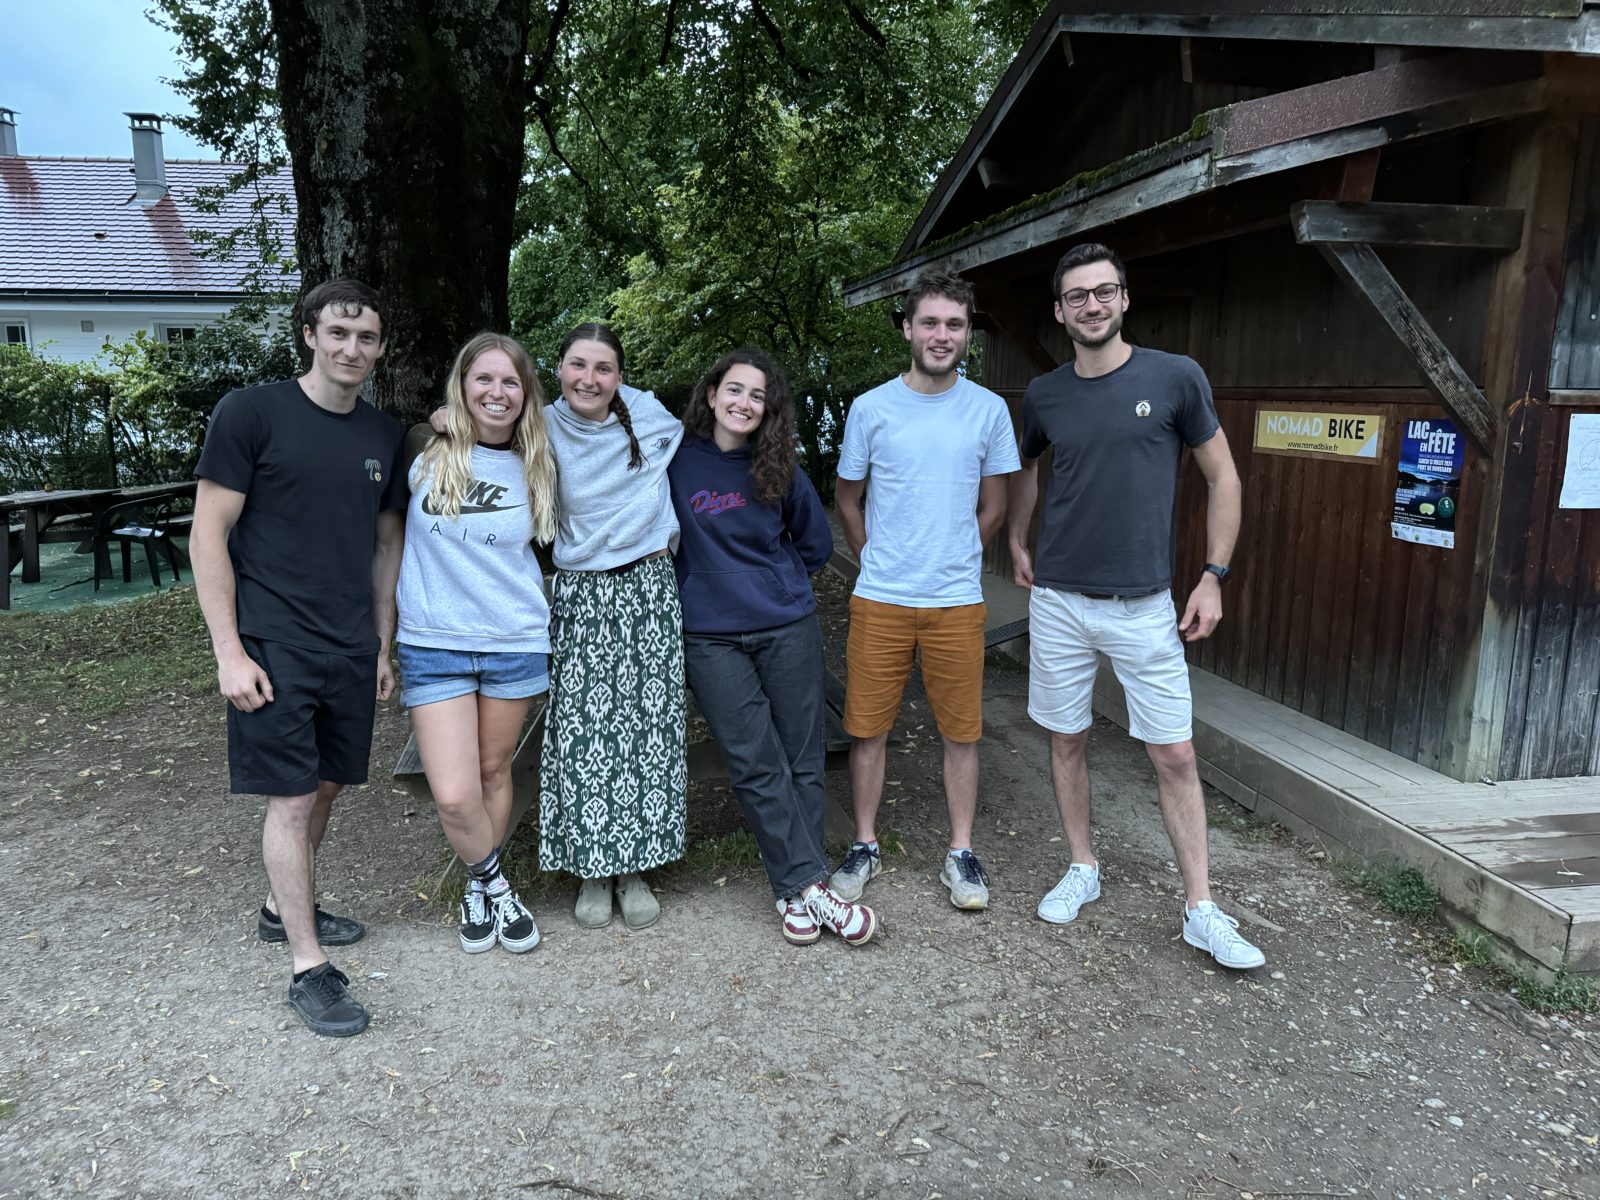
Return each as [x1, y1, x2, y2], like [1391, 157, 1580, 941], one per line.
[668, 437, 834, 634]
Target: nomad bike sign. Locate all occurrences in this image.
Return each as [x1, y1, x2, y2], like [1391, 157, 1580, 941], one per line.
[1253, 409, 1383, 462]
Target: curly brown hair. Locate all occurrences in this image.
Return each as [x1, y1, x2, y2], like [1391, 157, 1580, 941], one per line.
[682, 348, 796, 503]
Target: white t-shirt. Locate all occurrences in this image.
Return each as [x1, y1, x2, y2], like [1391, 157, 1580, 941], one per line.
[837, 374, 1020, 607]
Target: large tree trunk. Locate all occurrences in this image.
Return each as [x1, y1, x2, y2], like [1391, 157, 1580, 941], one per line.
[269, 0, 528, 422]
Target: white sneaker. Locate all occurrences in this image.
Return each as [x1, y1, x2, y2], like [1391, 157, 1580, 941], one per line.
[1182, 901, 1265, 969]
[1037, 863, 1100, 924]
[778, 896, 821, 945]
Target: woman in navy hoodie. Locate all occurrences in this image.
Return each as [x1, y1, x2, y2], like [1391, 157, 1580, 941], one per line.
[670, 348, 877, 947]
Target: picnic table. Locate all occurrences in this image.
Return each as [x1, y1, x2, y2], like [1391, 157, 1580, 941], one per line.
[1, 479, 198, 609]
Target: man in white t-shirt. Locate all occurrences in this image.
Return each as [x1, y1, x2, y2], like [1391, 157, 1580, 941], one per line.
[829, 270, 1021, 911]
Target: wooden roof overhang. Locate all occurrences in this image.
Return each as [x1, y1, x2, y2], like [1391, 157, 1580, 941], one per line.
[884, 1, 1598, 261]
[842, 45, 1589, 451]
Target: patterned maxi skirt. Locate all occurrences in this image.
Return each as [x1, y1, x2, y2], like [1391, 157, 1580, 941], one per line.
[539, 556, 688, 878]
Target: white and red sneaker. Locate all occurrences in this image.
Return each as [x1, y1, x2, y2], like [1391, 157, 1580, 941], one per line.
[803, 884, 877, 946]
[779, 896, 821, 945]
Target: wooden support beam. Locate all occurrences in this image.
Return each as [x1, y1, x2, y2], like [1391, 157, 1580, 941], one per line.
[1313, 240, 1496, 451]
[976, 156, 1020, 191]
[977, 301, 1058, 374]
[1293, 200, 1525, 250]
[1337, 148, 1382, 201]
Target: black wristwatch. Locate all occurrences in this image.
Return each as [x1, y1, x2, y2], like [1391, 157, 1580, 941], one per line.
[1203, 563, 1231, 584]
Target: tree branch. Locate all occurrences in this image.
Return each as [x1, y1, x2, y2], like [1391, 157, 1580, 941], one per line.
[841, 0, 887, 48]
[748, 0, 817, 81]
[658, 0, 679, 67]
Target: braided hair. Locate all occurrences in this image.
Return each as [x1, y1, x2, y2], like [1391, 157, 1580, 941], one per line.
[559, 323, 643, 472]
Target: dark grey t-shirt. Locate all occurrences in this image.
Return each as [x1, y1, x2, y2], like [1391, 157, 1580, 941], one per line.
[1020, 347, 1219, 595]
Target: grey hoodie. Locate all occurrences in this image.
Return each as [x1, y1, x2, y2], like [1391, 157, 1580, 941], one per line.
[547, 383, 684, 571]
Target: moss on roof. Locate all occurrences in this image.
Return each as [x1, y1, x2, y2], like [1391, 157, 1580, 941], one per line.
[869, 107, 1226, 283]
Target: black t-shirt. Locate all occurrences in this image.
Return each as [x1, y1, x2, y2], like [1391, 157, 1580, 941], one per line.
[1020, 347, 1219, 595]
[195, 378, 406, 656]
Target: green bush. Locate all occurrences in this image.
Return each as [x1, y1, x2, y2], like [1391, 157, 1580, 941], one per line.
[0, 305, 296, 493]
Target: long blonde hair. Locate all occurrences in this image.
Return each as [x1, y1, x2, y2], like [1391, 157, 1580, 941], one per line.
[418, 332, 558, 543]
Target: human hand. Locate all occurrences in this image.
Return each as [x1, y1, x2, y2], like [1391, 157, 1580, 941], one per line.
[1179, 576, 1223, 642]
[428, 406, 448, 434]
[376, 654, 396, 702]
[218, 647, 274, 711]
[1010, 542, 1034, 589]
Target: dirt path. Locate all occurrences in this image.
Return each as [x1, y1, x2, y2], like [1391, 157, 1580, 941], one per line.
[2, 652, 1597, 1199]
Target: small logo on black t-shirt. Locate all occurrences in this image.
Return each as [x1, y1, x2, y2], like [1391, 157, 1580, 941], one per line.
[1134, 401, 1151, 418]
[364, 457, 382, 482]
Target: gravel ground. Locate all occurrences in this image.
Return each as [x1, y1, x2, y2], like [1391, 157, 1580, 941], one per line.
[1, 579, 1596, 1199]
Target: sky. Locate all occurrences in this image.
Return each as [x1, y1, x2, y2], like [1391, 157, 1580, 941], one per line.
[1, 0, 211, 159]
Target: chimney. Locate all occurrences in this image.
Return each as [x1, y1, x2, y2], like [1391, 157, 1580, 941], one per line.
[0, 109, 16, 157]
[126, 112, 167, 204]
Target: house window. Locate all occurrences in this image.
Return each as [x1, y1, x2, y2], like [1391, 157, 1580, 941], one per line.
[1550, 115, 1600, 390]
[3, 320, 27, 346]
[157, 324, 200, 344]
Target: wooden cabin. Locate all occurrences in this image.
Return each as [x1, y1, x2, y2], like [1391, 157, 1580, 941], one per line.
[844, 1, 1600, 785]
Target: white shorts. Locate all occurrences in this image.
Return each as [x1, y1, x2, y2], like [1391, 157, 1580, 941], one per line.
[1027, 586, 1193, 745]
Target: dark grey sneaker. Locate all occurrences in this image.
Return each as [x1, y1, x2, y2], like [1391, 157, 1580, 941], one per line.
[258, 904, 366, 947]
[828, 842, 882, 902]
[286, 964, 371, 1037]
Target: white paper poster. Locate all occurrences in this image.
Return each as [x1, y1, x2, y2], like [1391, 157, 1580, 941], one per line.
[1559, 414, 1600, 510]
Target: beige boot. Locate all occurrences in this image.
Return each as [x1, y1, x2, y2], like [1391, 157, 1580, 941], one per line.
[574, 877, 613, 928]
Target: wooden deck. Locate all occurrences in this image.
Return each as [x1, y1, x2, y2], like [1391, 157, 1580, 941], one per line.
[1094, 664, 1600, 978]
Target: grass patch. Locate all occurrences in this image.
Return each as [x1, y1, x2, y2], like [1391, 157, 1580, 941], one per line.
[1336, 860, 1439, 920]
[1442, 930, 1600, 1017]
[0, 587, 212, 758]
[684, 829, 763, 873]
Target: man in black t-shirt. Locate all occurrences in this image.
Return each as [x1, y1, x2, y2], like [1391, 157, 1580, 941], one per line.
[1006, 243, 1264, 971]
[192, 279, 405, 1037]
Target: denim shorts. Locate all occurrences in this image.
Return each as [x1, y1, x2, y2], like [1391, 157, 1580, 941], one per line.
[395, 642, 549, 708]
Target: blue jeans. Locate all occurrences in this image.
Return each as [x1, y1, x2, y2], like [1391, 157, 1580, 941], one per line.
[395, 642, 549, 708]
[683, 615, 829, 900]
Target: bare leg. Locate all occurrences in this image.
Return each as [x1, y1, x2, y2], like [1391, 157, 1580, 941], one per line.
[411, 694, 495, 863]
[942, 737, 978, 849]
[266, 779, 342, 915]
[1049, 730, 1097, 867]
[848, 732, 888, 844]
[262, 792, 324, 974]
[477, 695, 532, 850]
[1147, 739, 1211, 906]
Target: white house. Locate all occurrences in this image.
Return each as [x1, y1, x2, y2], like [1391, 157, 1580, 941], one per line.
[0, 109, 296, 363]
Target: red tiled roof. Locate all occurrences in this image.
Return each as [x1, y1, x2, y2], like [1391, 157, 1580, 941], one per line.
[0, 157, 298, 296]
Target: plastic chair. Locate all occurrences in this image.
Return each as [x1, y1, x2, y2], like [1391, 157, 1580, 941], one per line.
[92, 497, 187, 591]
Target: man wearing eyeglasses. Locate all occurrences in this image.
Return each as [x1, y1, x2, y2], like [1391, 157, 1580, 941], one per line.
[1006, 242, 1261, 970]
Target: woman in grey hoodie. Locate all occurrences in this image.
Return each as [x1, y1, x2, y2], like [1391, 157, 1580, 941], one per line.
[538, 323, 688, 929]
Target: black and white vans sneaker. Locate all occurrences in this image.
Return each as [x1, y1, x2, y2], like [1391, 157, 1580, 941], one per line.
[490, 888, 541, 953]
[459, 890, 496, 954]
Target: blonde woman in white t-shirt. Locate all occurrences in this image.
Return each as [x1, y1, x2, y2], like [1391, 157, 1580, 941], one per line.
[395, 332, 558, 955]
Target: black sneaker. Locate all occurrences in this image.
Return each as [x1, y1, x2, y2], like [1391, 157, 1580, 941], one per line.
[286, 964, 371, 1037]
[489, 887, 541, 953]
[459, 890, 496, 954]
[258, 904, 366, 947]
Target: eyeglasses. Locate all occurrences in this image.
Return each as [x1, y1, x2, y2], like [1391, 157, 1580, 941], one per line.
[1059, 283, 1124, 308]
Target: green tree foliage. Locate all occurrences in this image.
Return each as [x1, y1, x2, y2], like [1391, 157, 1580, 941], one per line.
[0, 317, 296, 492]
[149, 0, 1038, 463]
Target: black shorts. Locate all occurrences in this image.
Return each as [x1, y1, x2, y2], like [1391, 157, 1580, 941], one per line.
[227, 637, 378, 796]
